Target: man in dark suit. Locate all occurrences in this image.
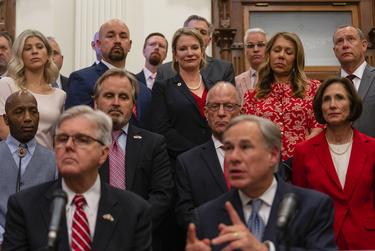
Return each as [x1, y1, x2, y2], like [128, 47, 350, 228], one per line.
[65, 19, 151, 126]
[186, 115, 336, 251]
[0, 31, 12, 77]
[333, 25, 375, 137]
[2, 105, 152, 251]
[175, 82, 241, 228]
[94, 69, 173, 251]
[156, 15, 235, 85]
[136, 32, 168, 90]
[47, 36, 69, 91]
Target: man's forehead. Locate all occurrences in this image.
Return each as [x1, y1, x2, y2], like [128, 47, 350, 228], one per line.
[187, 20, 208, 29]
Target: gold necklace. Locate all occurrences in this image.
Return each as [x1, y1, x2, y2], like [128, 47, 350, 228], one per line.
[187, 75, 202, 90]
[327, 131, 353, 156]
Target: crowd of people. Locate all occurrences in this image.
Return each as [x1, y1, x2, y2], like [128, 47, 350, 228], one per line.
[0, 13, 374, 251]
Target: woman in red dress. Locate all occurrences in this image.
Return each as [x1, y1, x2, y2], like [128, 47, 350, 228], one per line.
[242, 32, 322, 161]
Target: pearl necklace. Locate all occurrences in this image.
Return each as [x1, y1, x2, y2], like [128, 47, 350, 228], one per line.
[327, 131, 353, 156]
[187, 75, 202, 91]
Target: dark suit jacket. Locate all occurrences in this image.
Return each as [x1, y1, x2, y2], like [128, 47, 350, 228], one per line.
[353, 64, 375, 137]
[194, 177, 337, 251]
[60, 74, 69, 92]
[99, 124, 173, 229]
[150, 74, 212, 158]
[3, 179, 152, 251]
[136, 70, 147, 88]
[156, 56, 235, 85]
[175, 139, 228, 228]
[292, 129, 375, 249]
[65, 62, 151, 127]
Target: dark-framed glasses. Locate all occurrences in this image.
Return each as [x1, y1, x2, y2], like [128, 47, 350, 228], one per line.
[205, 103, 241, 112]
[54, 133, 104, 148]
[245, 42, 266, 49]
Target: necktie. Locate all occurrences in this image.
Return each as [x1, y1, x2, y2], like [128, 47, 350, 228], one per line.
[150, 73, 156, 83]
[247, 199, 265, 241]
[71, 195, 91, 251]
[16, 143, 28, 192]
[109, 130, 126, 189]
[346, 74, 356, 83]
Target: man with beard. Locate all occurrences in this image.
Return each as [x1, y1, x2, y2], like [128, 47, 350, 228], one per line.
[65, 19, 151, 127]
[0, 91, 56, 248]
[0, 31, 12, 76]
[136, 33, 168, 90]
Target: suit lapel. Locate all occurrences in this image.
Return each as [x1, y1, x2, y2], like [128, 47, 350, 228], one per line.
[358, 65, 375, 99]
[42, 181, 70, 250]
[313, 133, 343, 190]
[201, 140, 228, 192]
[173, 74, 202, 114]
[125, 125, 142, 190]
[343, 130, 367, 198]
[91, 184, 121, 250]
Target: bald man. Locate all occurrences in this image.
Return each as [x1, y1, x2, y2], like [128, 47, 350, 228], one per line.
[0, 91, 56, 246]
[65, 19, 151, 127]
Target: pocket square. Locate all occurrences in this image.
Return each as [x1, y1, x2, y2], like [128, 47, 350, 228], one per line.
[133, 135, 142, 139]
[102, 214, 114, 222]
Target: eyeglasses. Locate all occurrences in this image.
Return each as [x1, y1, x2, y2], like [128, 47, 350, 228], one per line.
[205, 103, 241, 112]
[54, 133, 104, 148]
[245, 42, 266, 49]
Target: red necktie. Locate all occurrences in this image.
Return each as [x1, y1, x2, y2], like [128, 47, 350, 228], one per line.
[346, 74, 356, 83]
[109, 130, 126, 189]
[71, 195, 91, 251]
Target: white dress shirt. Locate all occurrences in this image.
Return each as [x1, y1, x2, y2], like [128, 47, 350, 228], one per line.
[62, 175, 101, 246]
[212, 135, 225, 172]
[143, 67, 156, 89]
[340, 61, 367, 91]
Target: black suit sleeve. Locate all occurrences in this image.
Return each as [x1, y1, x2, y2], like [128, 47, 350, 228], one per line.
[3, 195, 29, 251]
[133, 203, 153, 251]
[175, 155, 195, 229]
[150, 80, 195, 157]
[147, 135, 174, 229]
[65, 72, 93, 109]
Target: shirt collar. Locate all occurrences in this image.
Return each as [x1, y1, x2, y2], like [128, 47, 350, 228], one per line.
[5, 134, 37, 155]
[120, 123, 129, 135]
[212, 135, 223, 149]
[238, 177, 277, 208]
[101, 60, 126, 71]
[62, 174, 101, 211]
[341, 61, 367, 79]
[143, 67, 155, 79]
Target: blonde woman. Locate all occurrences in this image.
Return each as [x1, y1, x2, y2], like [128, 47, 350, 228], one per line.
[0, 29, 65, 149]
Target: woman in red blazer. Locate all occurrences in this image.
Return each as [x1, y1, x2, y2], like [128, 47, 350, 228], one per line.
[292, 77, 375, 250]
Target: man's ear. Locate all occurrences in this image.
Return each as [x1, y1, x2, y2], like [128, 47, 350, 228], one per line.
[3, 114, 9, 126]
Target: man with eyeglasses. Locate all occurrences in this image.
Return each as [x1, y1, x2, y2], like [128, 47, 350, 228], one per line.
[0, 91, 56, 249]
[2, 105, 152, 251]
[93, 68, 173, 251]
[175, 81, 241, 229]
[157, 15, 235, 86]
[235, 28, 267, 99]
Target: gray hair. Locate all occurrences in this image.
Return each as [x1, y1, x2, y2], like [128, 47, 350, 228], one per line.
[243, 28, 267, 43]
[55, 105, 113, 146]
[333, 25, 366, 41]
[206, 81, 242, 105]
[226, 115, 281, 152]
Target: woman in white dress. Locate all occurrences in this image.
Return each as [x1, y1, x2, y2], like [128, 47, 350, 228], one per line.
[0, 29, 65, 149]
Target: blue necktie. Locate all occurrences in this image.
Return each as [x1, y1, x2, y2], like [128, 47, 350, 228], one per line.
[247, 199, 265, 241]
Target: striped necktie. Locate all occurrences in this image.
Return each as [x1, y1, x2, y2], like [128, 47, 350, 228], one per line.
[71, 195, 92, 251]
[109, 130, 126, 189]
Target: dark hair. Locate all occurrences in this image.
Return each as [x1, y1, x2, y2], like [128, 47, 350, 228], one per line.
[143, 32, 168, 51]
[0, 31, 13, 46]
[183, 15, 214, 35]
[313, 77, 362, 124]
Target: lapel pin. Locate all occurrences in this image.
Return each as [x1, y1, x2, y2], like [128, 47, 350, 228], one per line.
[102, 214, 114, 222]
[177, 82, 182, 87]
[133, 135, 142, 139]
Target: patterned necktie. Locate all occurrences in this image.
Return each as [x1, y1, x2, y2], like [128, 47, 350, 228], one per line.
[109, 130, 126, 189]
[71, 195, 91, 251]
[247, 199, 265, 241]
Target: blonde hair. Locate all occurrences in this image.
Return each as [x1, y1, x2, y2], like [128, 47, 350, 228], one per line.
[256, 32, 308, 99]
[7, 29, 59, 88]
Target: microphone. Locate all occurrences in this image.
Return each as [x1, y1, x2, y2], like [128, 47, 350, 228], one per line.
[47, 189, 68, 249]
[276, 193, 298, 230]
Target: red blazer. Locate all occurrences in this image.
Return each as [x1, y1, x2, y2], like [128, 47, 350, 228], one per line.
[292, 129, 375, 250]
